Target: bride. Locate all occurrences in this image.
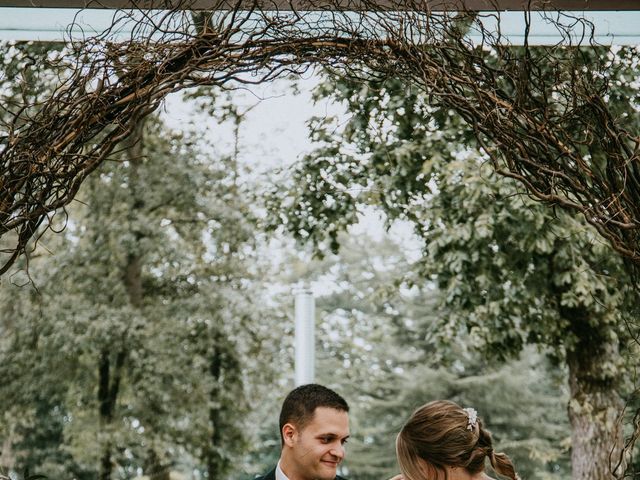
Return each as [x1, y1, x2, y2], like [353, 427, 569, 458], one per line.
[391, 400, 519, 480]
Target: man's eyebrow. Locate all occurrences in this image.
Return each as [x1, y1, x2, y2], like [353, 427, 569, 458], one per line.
[316, 433, 350, 439]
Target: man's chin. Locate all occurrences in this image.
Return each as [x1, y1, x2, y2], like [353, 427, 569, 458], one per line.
[316, 462, 338, 479]
[314, 473, 337, 480]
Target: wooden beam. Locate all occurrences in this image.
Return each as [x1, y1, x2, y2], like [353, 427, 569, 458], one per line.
[0, 0, 638, 10]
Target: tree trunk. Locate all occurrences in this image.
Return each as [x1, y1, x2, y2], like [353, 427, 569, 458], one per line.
[98, 348, 126, 480]
[99, 443, 112, 480]
[98, 350, 112, 480]
[123, 119, 145, 308]
[207, 345, 223, 480]
[93, 119, 141, 478]
[126, 119, 167, 480]
[566, 315, 625, 480]
[0, 422, 15, 471]
[145, 448, 171, 480]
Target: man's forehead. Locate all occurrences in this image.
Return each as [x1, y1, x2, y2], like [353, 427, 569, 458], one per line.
[312, 407, 349, 416]
[310, 406, 349, 419]
[305, 407, 349, 431]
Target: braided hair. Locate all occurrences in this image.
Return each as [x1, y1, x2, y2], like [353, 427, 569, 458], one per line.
[396, 400, 519, 480]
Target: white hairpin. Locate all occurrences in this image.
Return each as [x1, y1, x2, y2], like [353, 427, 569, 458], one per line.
[463, 407, 478, 430]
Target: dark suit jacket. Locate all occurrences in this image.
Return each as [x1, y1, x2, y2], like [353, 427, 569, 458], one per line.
[254, 469, 276, 480]
[255, 467, 346, 480]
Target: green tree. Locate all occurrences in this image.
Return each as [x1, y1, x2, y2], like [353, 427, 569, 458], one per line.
[0, 110, 280, 479]
[270, 69, 639, 479]
[270, 229, 572, 480]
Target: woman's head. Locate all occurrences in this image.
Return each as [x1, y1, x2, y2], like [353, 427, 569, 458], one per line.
[396, 400, 518, 480]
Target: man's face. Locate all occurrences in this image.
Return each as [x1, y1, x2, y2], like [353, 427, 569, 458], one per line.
[282, 406, 350, 480]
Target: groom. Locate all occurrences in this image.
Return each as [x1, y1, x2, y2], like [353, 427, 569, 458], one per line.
[256, 384, 350, 480]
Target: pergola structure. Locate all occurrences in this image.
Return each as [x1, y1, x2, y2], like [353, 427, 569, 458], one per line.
[0, 0, 640, 268]
[2, 3, 640, 480]
[0, 0, 639, 262]
[0, 0, 639, 269]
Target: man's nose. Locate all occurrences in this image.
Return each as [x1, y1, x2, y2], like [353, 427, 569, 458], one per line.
[331, 443, 345, 459]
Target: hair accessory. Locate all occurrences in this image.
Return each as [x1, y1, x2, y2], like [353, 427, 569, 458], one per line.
[463, 407, 478, 430]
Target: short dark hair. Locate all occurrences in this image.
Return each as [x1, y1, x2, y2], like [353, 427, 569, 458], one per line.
[279, 384, 349, 443]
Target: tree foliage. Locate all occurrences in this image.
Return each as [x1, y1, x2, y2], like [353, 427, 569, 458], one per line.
[274, 230, 572, 480]
[268, 71, 640, 479]
[0, 111, 281, 479]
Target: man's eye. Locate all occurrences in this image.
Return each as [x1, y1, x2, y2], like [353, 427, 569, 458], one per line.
[341, 438, 348, 445]
[321, 437, 331, 443]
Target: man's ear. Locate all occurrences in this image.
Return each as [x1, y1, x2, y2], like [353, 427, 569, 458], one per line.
[282, 423, 297, 447]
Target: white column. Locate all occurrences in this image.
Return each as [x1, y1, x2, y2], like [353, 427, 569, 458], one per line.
[294, 289, 315, 386]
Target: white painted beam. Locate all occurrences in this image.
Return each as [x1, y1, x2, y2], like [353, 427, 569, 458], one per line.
[1, 7, 638, 44]
[0, 0, 639, 10]
[294, 289, 315, 386]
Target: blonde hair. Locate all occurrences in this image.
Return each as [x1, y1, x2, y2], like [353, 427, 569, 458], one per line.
[396, 400, 518, 480]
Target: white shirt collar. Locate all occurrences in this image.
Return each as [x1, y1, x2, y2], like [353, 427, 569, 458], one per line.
[276, 460, 289, 480]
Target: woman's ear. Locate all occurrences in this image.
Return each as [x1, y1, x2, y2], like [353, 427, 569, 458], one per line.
[282, 423, 297, 446]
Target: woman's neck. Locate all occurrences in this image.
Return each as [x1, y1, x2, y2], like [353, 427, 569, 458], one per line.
[447, 468, 493, 480]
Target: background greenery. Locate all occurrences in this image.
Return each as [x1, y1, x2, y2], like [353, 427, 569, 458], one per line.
[1, 40, 639, 480]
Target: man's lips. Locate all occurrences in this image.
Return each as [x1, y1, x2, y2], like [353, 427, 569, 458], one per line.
[321, 460, 339, 468]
